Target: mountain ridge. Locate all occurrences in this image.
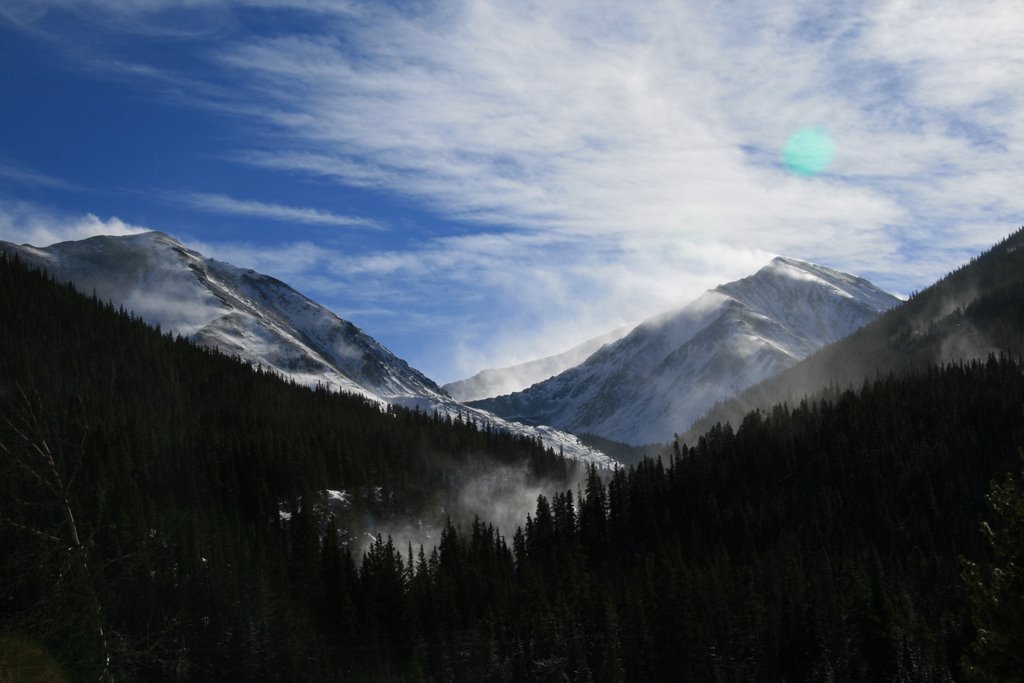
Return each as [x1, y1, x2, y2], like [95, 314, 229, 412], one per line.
[0, 231, 615, 466]
[681, 226, 1024, 443]
[472, 256, 899, 445]
[4, 230, 444, 400]
[443, 324, 633, 402]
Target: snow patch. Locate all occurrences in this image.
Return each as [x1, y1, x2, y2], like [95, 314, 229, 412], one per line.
[327, 489, 351, 505]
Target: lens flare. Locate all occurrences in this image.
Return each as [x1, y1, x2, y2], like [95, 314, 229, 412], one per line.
[782, 127, 835, 177]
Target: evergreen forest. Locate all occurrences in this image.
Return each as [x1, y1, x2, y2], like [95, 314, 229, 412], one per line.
[2, 251, 1024, 681]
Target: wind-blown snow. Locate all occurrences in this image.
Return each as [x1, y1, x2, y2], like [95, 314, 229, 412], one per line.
[473, 257, 900, 445]
[0, 231, 613, 466]
[443, 324, 633, 402]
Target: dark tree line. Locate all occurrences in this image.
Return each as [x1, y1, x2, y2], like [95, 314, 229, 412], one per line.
[0, 254, 572, 680]
[331, 358, 1024, 681]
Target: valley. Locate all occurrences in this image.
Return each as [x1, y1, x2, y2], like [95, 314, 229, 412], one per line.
[2, 228, 1023, 680]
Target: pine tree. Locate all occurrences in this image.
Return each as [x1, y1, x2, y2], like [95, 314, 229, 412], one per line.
[962, 458, 1024, 681]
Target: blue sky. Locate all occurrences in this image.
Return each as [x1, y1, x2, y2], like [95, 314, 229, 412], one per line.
[1, 0, 1022, 383]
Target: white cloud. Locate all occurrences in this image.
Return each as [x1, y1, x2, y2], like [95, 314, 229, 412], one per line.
[311, 228, 777, 379]
[0, 200, 148, 247]
[5, 0, 1024, 379]
[865, 0, 1024, 109]
[0, 161, 76, 190]
[208, 1, 1023, 252]
[207, 0, 1024, 376]
[183, 236, 330, 282]
[178, 192, 383, 230]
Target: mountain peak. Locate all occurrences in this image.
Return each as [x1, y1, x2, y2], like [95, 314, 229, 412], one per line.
[120, 230, 192, 252]
[139, 230, 182, 245]
[764, 255, 848, 282]
[715, 256, 898, 317]
[48, 230, 183, 249]
[0, 231, 615, 466]
[769, 255, 806, 266]
[474, 259, 899, 444]
[682, 227, 1024, 443]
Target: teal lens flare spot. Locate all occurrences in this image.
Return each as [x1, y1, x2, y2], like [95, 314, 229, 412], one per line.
[782, 127, 835, 177]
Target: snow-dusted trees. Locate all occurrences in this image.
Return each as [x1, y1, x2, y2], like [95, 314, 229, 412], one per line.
[963, 458, 1024, 681]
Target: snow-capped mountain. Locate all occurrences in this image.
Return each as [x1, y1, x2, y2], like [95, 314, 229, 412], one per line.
[0, 232, 615, 467]
[472, 257, 900, 445]
[3, 231, 440, 400]
[443, 325, 632, 402]
[682, 227, 1024, 444]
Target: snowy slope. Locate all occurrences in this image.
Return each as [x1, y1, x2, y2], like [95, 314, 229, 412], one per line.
[1, 232, 613, 466]
[472, 257, 900, 445]
[3, 232, 439, 400]
[443, 325, 632, 402]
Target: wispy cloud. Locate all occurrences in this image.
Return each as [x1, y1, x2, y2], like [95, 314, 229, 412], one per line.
[182, 235, 331, 283]
[205, 1, 1022, 272]
[0, 200, 148, 246]
[201, 0, 1023, 358]
[298, 228, 776, 378]
[0, 161, 76, 190]
[4, 0, 1023, 380]
[178, 192, 384, 230]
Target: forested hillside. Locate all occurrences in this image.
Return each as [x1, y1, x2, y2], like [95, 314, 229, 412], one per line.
[316, 358, 1023, 681]
[3, 252, 1024, 681]
[0, 254, 572, 681]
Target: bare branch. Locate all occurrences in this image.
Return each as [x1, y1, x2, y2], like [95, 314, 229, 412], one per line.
[0, 515, 64, 544]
